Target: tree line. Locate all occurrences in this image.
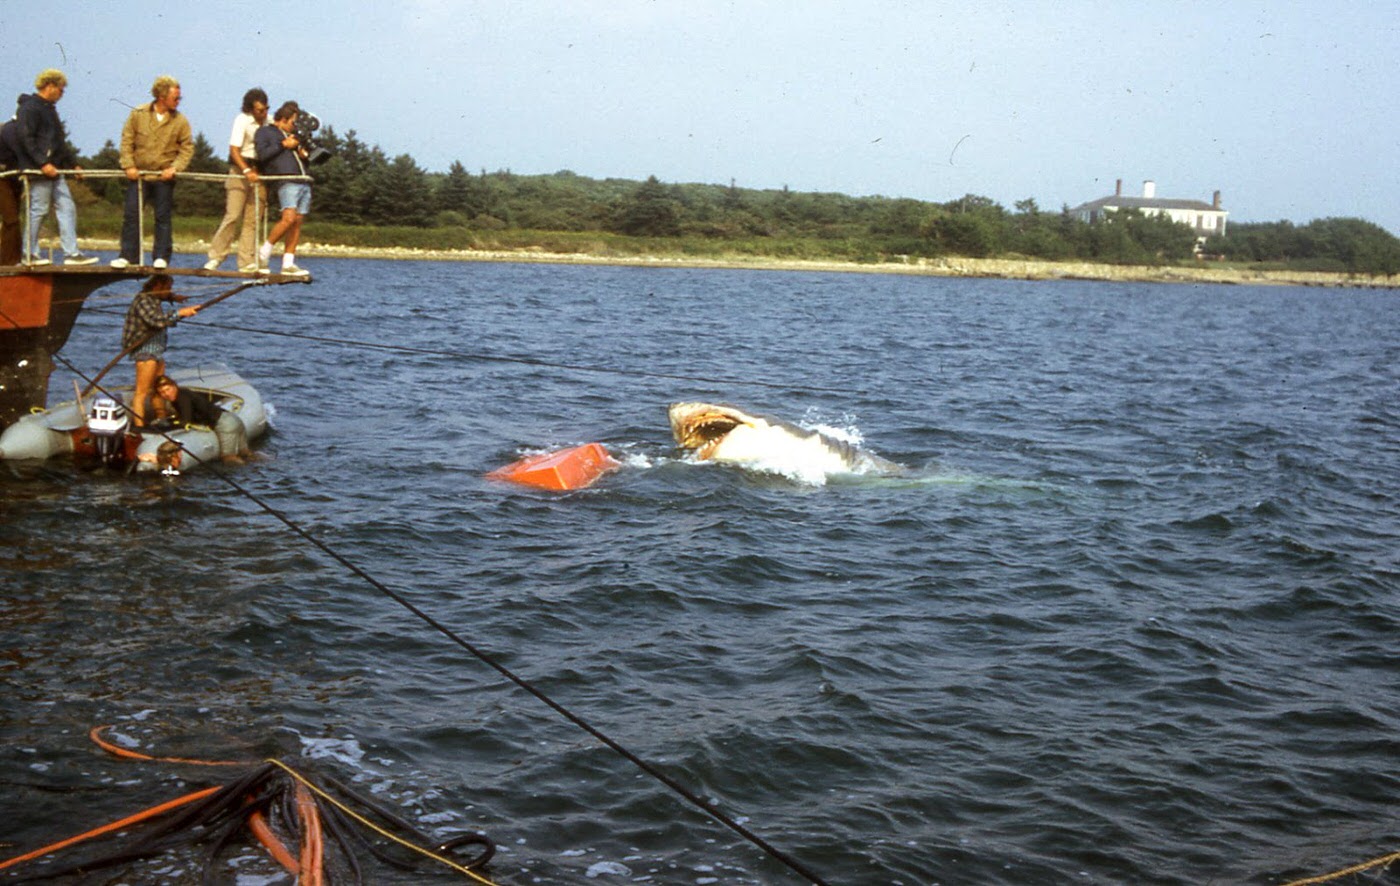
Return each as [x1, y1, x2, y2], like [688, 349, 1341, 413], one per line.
[74, 121, 1400, 275]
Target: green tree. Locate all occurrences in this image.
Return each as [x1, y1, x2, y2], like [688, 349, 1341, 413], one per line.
[611, 175, 682, 236]
[1127, 211, 1197, 262]
[869, 198, 928, 238]
[363, 154, 432, 226]
[311, 127, 377, 223]
[722, 178, 744, 212]
[436, 160, 483, 218]
[1305, 217, 1400, 274]
[923, 195, 1008, 256]
[926, 211, 1000, 257]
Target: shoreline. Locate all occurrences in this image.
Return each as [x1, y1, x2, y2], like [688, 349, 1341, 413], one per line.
[80, 238, 1399, 289]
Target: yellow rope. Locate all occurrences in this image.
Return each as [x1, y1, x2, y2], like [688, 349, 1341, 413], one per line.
[264, 759, 500, 885]
[1281, 850, 1400, 886]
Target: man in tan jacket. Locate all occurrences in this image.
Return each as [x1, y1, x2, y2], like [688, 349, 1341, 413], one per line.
[110, 75, 192, 270]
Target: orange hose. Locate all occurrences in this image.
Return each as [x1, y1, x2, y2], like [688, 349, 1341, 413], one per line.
[89, 725, 243, 766]
[0, 786, 220, 871]
[246, 808, 300, 874]
[295, 782, 325, 886]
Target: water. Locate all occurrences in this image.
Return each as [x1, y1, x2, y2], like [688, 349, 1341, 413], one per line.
[2, 260, 1398, 884]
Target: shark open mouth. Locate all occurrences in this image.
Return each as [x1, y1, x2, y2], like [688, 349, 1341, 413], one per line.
[668, 403, 750, 456]
[667, 400, 903, 480]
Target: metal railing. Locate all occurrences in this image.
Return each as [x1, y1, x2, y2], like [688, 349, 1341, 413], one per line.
[0, 167, 312, 271]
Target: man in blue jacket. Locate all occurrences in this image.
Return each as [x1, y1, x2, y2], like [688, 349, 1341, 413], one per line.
[254, 101, 310, 276]
[1, 69, 96, 265]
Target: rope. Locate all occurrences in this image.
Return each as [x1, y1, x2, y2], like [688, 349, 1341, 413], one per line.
[1281, 851, 1400, 885]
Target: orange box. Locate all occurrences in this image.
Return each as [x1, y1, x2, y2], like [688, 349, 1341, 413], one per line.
[486, 442, 620, 491]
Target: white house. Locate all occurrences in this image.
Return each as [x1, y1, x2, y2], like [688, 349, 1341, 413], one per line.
[1072, 179, 1229, 240]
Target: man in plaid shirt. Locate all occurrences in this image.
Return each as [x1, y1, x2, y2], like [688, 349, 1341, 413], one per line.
[122, 274, 198, 426]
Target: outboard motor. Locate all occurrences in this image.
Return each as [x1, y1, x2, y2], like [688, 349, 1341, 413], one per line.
[87, 395, 130, 466]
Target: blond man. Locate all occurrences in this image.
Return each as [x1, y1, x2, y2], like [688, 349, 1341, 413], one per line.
[0, 70, 96, 264]
[111, 75, 193, 269]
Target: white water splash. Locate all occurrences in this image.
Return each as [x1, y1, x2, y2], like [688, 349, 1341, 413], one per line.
[298, 735, 366, 766]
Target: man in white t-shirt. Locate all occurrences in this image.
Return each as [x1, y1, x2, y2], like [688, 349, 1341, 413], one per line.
[204, 88, 269, 272]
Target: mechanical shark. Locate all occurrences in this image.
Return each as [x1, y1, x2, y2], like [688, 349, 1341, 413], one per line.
[667, 401, 902, 480]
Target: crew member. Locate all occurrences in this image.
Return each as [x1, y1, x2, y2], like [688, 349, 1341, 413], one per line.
[2, 69, 96, 265]
[111, 75, 193, 269]
[121, 274, 198, 426]
[149, 374, 251, 463]
[205, 88, 269, 272]
[254, 101, 310, 276]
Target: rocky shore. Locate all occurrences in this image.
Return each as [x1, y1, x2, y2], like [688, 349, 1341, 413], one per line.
[83, 238, 1400, 289]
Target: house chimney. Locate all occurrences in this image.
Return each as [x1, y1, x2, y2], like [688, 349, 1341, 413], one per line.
[1115, 178, 1122, 196]
[1213, 190, 1221, 209]
[1142, 180, 1156, 199]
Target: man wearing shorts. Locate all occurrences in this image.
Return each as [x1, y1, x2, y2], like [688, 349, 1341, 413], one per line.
[254, 101, 310, 277]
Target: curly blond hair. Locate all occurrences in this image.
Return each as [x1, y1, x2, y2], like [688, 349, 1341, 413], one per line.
[150, 75, 180, 100]
[34, 69, 67, 90]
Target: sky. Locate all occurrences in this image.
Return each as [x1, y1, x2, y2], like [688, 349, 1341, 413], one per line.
[4, 1, 1398, 233]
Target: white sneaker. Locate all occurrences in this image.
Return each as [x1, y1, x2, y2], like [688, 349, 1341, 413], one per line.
[64, 253, 98, 266]
[153, 258, 168, 270]
[24, 256, 51, 266]
[240, 263, 261, 273]
[281, 264, 309, 277]
[203, 258, 220, 271]
[109, 257, 130, 269]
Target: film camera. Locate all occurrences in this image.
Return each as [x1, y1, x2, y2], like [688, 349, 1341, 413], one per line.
[291, 111, 333, 166]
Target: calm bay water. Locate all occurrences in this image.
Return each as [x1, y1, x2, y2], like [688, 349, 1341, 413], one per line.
[2, 259, 1398, 884]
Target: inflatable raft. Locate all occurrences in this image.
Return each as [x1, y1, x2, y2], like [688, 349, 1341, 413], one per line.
[0, 363, 266, 473]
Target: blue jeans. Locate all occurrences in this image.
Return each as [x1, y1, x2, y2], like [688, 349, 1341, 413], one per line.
[26, 176, 78, 258]
[120, 179, 176, 263]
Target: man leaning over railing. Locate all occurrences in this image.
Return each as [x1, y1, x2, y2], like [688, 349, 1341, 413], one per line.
[1, 69, 97, 266]
[111, 75, 192, 270]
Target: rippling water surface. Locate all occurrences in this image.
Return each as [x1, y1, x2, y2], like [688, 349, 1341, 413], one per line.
[3, 260, 1399, 884]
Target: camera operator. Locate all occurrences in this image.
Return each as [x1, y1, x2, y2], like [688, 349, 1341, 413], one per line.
[254, 101, 310, 277]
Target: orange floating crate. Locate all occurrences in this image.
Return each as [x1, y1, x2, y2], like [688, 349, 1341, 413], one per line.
[486, 442, 620, 491]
